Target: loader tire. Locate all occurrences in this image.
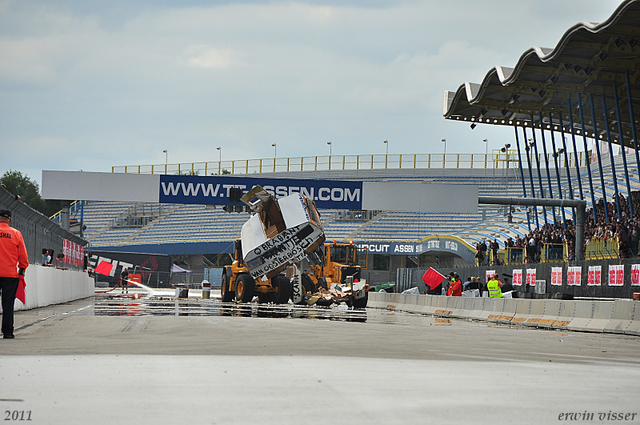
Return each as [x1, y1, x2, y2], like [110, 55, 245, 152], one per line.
[221, 272, 234, 302]
[318, 277, 328, 290]
[235, 274, 255, 303]
[301, 273, 315, 294]
[352, 291, 368, 309]
[273, 275, 292, 304]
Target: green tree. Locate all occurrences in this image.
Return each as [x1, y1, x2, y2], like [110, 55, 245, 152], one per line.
[1, 170, 61, 217]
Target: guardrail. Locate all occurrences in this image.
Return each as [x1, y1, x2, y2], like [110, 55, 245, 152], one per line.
[112, 150, 588, 175]
[367, 292, 640, 335]
[483, 239, 625, 265]
[585, 237, 620, 259]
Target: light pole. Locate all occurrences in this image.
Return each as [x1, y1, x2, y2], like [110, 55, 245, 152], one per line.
[483, 138, 488, 175]
[327, 141, 332, 170]
[441, 139, 446, 169]
[216, 147, 221, 175]
[272, 143, 277, 172]
[163, 149, 168, 174]
[383, 140, 388, 168]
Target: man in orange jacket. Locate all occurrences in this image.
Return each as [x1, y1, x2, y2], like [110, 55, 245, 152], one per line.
[447, 273, 462, 297]
[0, 209, 29, 339]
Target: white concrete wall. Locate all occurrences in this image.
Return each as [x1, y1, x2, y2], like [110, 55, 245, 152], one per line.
[10, 266, 94, 312]
[368, 292, 640, 335]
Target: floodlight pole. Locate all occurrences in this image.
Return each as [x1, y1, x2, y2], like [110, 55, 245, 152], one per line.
[216, 147, 221, 175]
[483, 139, 488, 176]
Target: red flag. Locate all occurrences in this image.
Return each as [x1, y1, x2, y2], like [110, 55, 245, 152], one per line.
[94, 261, 114, 276]
[16, 275, 26, 304]
[421, 267, 445, 290]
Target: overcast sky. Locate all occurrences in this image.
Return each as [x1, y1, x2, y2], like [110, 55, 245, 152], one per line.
[0, 0, 622, 186]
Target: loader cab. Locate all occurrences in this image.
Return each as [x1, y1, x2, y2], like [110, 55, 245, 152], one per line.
[314, 241, 368, 285]
[325, 241, 368, 268]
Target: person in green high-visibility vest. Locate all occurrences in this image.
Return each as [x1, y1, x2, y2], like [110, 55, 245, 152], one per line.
[487, 273, 503, 298]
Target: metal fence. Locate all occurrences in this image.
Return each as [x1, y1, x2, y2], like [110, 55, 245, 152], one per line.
[112, 151, 588, 176]
[1, 186, 86, 270]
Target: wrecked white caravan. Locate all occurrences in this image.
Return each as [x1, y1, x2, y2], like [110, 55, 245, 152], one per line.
[240, 186, 325, 281]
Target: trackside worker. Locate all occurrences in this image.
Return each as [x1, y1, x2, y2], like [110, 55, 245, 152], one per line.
[487, 274, 503, 298]
[120, 267, 129, 295]
[0, 209, 29, 339]
[447, 273, 462, 297]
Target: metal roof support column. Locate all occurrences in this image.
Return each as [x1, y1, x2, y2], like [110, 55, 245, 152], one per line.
[558, 111, 577, 223]
[625, 71, 640, 177]
[576, 93, 598, 223]
[477, 197, 586, 262]
[589, 94, 614, 220]
[539, 112, 557, 226]
[612, 82, 634, 217]
[514, 126, 532, 231]
[567, 99, 585, 203]
[522, 126, 540, 229]
[79, 201, 85, 238]
[549, 113, 567, 228]
[529, 116, 548, 226]
[599, 93, 622, 219]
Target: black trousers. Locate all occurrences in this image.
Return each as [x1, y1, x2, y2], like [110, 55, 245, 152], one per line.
[0, 276, 18, 335]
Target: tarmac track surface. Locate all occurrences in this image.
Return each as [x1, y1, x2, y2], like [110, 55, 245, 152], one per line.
[1, 291, 639, 425]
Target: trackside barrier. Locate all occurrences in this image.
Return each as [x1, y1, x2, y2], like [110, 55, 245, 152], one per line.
[366, 292, 640, 335]
[626, 303, 640, 336]
[435, 296, 453, 317]
[386, 293, 400, 310]
[553, 301, 577, 330]
[496, 299, 518, 324]
[467, 298, 486, 320]
[399, 294, 419, 313]
[604, 300, 635, 334]
[6, 267, 94, 312]
[422, 296, 437, 315]
[458, 297, 475, 318]
[524, 299, 547, 327]
[451, 297, 467, 318]
[511, 299, 531, 324]
[567, 301, 595, 332]
[487, 298, 506, 323]
[538, 300, 563, 329]
[416, 295, 428, 312]
[585, 301, 615, 333]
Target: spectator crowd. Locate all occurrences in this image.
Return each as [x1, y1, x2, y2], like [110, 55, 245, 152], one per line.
[475, 190, 640, 265]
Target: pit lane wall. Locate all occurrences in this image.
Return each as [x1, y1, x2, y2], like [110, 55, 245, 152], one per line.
[12, 266, 94, 312]
[368, 292, 640, 336]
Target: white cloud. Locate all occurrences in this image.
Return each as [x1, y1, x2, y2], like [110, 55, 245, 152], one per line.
[182, 45, 239, 69]
[0, 38, 58, 83]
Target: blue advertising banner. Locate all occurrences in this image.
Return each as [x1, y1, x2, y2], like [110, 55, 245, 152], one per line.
[158, 175, 364, 209]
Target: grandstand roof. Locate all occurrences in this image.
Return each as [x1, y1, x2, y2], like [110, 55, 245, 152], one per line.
[443, 0, 640, 145]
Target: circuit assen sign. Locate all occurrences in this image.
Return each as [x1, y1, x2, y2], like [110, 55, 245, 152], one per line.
[358, 240, 461, 255]
[358, 236, 475, 262]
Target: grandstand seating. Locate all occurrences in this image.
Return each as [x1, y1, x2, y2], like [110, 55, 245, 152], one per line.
[76, 152, 640, 254]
